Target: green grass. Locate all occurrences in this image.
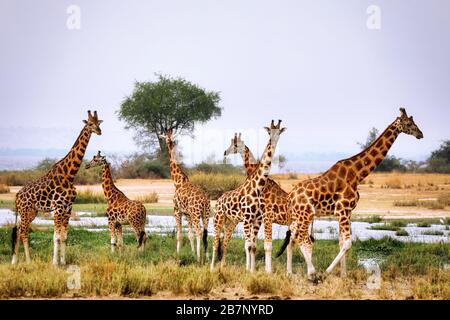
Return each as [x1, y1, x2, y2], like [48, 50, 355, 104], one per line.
[395, 229, 409, 236]
[421, 230, 445, 236]
[416, 222, 431, 228]
[356, 215, 383, 223]
[369, 223, 401, 231]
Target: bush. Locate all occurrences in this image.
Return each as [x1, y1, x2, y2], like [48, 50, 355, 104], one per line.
[116, 154, 169, 179]
[136, 192, 159, 204]
[190, 173, 245, 200]
[382, 177, 402, 189]
[0, 184, 10, 194]
[74, 189, 106, 204]
[395, 229, 409, 236]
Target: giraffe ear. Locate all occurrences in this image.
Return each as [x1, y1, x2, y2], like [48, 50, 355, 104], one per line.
[264, 127, 270, 134]
[97, 120, 103, 124]
[83, 120, 88, 124]
[280, 127, 287, 133]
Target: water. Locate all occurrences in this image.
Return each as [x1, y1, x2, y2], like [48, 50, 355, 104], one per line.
[0, 209, 448, 243]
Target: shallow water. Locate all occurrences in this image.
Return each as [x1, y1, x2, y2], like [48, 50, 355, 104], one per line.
[0, 209, 448, 243]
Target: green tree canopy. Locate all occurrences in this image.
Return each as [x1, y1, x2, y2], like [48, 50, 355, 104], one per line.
[426, 140, 450, 173]
[117, 74, 222, 164]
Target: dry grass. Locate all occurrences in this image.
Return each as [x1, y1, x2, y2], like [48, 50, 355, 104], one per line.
[136, 192, 159, 204]
[0, 184, 10, 194]
[74, 189, 106, 204]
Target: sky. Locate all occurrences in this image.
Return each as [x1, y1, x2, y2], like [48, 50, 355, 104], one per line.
[0, 0, 449, 172]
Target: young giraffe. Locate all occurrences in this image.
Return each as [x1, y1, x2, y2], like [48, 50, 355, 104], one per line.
[223, 133, 292, 273]
[86, 151, 147, 252]
[211, 120, 286, 273]
[161, 128, 210, 262]
[12, 111, 103, 265]
[278, 108, 423, 280]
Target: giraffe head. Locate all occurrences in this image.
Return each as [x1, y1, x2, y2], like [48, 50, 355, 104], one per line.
[160, 128, 177, 145]
[395, 107, 423, 139]
[224, 133, 245, 156]
[83, 110, 103, 135]
[85, 151, 107, 169]
[264, 119, 287, 145]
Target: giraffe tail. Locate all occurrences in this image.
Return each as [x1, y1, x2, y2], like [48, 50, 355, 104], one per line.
[276, 230, 291, 257]
[11, 226, 18, 255]
[217, 237, 223, 261]
[138, 231, 147, 248]
[202, 206, 209, 255]
[11, 200, 19, 255]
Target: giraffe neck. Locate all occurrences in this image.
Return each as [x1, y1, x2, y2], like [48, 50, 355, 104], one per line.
[251, 136, 279, 191]
[52, 126, 92, 182]
[167, 138, 188, 188]
[101, 162, 121, 202]
[239, 146, 258, 176]
[350, 121, 400, 182]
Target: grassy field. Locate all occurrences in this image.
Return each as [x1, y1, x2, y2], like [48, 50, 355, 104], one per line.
[0, 227, 448, 299]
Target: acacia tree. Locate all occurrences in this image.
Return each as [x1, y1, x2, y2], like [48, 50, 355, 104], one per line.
[117, 74, 222, 164]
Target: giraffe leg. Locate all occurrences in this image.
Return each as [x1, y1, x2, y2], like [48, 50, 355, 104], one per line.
[210, 212, 224, 272]
[108, 219, 117, 253]
[187, 220, 195, 254]
[250, 211, 263, 273]
[21, 224, 32, 264]
[11, 227, 20, 265]
[263, 214, 273, 274]
[59, 214, 70, 266]
[296, 209, 316, 280]
[175, 209, 182, 254]
[220, 220, 237, 269]
[52, 228, 61, 266]
[339, 234, 347, 277]
[116, 224, 124, 252]
[326, 210, 352, 275]
[193, 220, 202, 262]
[243, 218, 252, 272]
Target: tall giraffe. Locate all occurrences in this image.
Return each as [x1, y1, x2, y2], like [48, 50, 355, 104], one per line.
[278, 108, 423, 280]
[161, 128, 210, 262]
[223, 133, 292, 273]
[211, 120, 286, 273]
[86, 151, 147, 252]
[12, 111, 103, 265]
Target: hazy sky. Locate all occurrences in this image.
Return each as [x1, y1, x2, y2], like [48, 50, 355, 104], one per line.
[0, 0, 449, 171]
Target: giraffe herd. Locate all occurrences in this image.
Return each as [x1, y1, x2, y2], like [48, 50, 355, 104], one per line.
[9, 108, 423, 282]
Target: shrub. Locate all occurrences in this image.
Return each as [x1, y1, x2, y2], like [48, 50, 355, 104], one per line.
[137, 192, 159, 204]
[382, 177, 402, 189]
[395, 229, 409, 236]
[417, 222, 431, 228]
[0, 184, 10, 194]
[190, 173, 245, 200]
[74, 189, 106, 204]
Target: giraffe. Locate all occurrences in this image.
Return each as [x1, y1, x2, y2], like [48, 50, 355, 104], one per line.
[210, 120, 286, 273]
[161, 128, 210, 262]
[86, 151, 147, 252]
[277, 108, 423, 281]
[223, 133, 292, 273]
[12, 110, 103, 265]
